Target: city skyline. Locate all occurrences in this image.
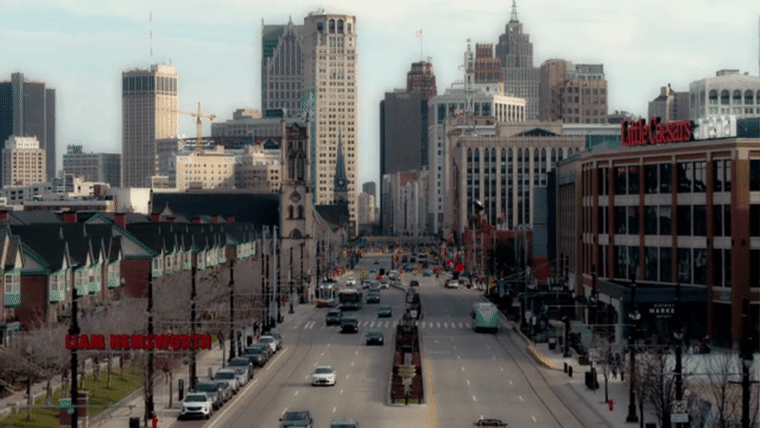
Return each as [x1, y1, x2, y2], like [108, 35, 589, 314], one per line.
[2, 0, 760, 187]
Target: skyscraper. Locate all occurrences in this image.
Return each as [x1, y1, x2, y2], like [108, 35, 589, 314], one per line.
[474, 44, 503, 84]
[539, 59, 608, 124]
[495, 1, 539, 120]
[121, 64, 178, 188]
[0, 72, 56, 185]
[302, 10, 358, 233]
[407, 61, 437, 99]
[261, 18, 304, 114]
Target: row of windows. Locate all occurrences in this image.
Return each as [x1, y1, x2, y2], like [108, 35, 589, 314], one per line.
[595, 204, 732, 237]
[707, 89, 760, 105]
[599, 161, 721, 196]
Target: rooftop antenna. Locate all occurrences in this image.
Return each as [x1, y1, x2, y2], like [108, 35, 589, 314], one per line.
[415, 29, 423, 61]
[149, 12, 153, 58]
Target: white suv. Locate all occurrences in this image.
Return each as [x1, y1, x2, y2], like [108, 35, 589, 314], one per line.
[179, 392, 213, 420]
[258, 336, 278, 354]
[446, 279, 459, 289]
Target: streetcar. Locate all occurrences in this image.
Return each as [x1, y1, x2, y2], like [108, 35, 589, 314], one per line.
[470, 302, 500, 333]
[316, 281, 337, 307]
[338, 287, 363, 310]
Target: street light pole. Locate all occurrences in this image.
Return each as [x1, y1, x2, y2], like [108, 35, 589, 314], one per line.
[190, 265, 198, 388]
[229, 259, 235, 360]
[69, 268, 80, 428]
[626, 279, 640, 423]
[145, 271, 155, 426]
[674, 282, 683, 428]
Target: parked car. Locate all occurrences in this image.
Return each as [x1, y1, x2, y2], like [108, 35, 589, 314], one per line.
[213, 369, 240, 393]
[379, 280, 389, 289]
[228, 357, 254, 381]
[311, 365, 337, 386]
[423, 269, 432, 277]
[258, 336, 278, 354]
[340, 317, 359, 333]
[377, 304, 392, 318]
[280, 410, 314, 428]
[325, 309, 343, 326]
[410, 280, 420, 287]
[264, 330, 283, 350]
[246, 343, 272, 360]
[446, 279, 459, 289]
[191, 382, 223, 410]
[364, 330, 384, 346]
[241, 348, 267, 367]
[215, 380, 233, 403]
[330, 417, 360, 428]
[178, 392, 213, 420]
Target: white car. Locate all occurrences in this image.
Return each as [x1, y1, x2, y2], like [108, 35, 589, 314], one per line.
[258, 336, 278, 354]
[311, 365, 337, 386]
[446, 279, 459, 289]
[179, 392, 213, 420]
[213, 369, 240, 393]
[346, 278, 357, 287]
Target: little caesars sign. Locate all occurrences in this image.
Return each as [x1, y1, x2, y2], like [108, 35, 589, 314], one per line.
[621, 115, 737, 147]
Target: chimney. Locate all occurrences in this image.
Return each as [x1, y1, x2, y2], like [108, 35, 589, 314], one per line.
[62, 210, 77, 223]
[192, 217, 202, 224]
[226, 216, 235, 223]
[0, 209, 9, 223]
[151, 213, 160, 222]
[212, 214, 220, 224]
[114, 212, 126, 229]
[166, 215, 176, 224]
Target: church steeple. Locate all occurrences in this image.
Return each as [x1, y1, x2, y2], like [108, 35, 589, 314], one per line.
[509, 0, 519, 23]
[333, 127, 348, 203]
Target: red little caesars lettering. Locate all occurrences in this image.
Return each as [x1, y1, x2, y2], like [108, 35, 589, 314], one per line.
[621, 117, 692, 146]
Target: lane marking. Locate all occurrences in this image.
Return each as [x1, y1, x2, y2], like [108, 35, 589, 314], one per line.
[457, 355, 461, 360]
[461, 367, 465, 372]
[355, 350, 358, 355]
[500, 367, 504, 372]
[346, 374, 350, 379]
[321, 352, 325, 356]
[472, 395, 477, 402]
[532, 416, 537, 423]
[492, 355, 496, 360]
[486, 345, 490, 350]
[466, 380, 470, 386]
[340, 389, 343, 394]
[351, 362, 354, 366]
[333, 406, 337, 413]
[294, 391, 299, 397]
[519, 396, 524, 402]
[509, 380, 513, 386]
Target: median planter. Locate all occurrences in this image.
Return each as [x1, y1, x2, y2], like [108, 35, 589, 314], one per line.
[390, 325, 424, 404]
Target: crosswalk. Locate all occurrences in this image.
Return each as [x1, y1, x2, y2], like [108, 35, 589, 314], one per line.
[294, 320, 471, 330]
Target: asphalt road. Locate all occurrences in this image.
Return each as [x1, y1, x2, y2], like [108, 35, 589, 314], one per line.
[168, 252, 586, 428]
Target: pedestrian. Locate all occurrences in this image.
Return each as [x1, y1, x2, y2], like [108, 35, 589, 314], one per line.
[611, 362, 618, 380]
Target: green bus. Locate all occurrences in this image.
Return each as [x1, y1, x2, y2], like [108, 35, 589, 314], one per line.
[339, 288, 363, 310]
[471, 302, 500, 333]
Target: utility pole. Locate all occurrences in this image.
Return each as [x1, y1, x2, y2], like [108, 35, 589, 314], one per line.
[275, 225, 281, 324]
[69, 267, 80, 428]
[626, 279, 640, 423]
[673, 282, 684, 428]
[740, 298, 755, 428]
[145, 271, 155, 426]
[190, 265, 198, 388]
[261, 228, 267, 331]
[229, 259, 235, 360]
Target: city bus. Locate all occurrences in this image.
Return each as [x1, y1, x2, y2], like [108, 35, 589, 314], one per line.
[338, 288, 363, 310]
[471, 302, 500, 333]
[316, 282, 337, 307]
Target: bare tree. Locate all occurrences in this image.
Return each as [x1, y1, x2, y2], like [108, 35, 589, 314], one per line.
[590, 330, 615, 403]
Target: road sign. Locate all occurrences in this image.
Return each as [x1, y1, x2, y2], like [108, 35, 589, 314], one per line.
[589, 351, 600, 363]
[58, 398, 73, 415]
[398, 364, 416, 377]
[671, 413, 688, 423]
[671, 400, 687, 412]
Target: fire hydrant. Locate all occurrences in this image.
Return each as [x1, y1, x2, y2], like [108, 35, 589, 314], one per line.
[152, 415, 158, 428]
[608, 399, 614, 411]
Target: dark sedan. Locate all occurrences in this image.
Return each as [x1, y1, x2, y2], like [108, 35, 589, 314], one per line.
[325, 309, 343, 326]
[377, 304, 392, 318]
[364, 330, 384, 345]
[340, 317, 359, 333]
[366, 292, 380, 304]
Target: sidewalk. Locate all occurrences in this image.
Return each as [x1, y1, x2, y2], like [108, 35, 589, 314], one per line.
[0, 299, 312, 428]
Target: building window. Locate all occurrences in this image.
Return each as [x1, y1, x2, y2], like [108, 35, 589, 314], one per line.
[628, 166, 639, 195]
[677, 205, 691, 235]
[720, 90, 730, 105]
[733, 89, 742, 104]
[646, 247, 658, 281]
[677, 248, 691, 283]
[677, 162, 692, 193]
[615, 206, 627, 234]
[751, 205, 760, 236]
[750, 160, 760, 191]
[615, 166, 627, 195]
[709, 90, 718, 105]
[645, 164, 658, 194]
[645, 207, 657, 235]
[659, 205, 672, 235]
[659, 247, 672, 282]
[693, 205, 706, 236]
[745, 90, 754, 105]
[693, 161, 706, 192]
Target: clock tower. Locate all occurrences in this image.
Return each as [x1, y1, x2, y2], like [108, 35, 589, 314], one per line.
[280, 120, 312, 301]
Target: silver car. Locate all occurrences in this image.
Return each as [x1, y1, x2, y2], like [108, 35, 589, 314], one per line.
[258, 336, 278, 354]
[213, 369, 240, 393]
[179, 392, 213, 420]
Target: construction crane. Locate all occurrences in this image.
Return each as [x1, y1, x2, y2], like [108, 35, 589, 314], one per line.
[176, 102, 216, 154]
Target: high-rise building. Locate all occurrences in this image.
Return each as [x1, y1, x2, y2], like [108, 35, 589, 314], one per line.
[302, 10, 358, 234]
[175, 145, 235, 191]
[539, 59, 608, 124]
[362, 181, 376, 198]
[121, 64, 178, 188]
[474, 44, 503, 84]
[495, 1, 539, 120]
[62, 145, 121, 188]
[261, 18, 304, 113]
[647, 84, 690, 123]
[380, 90, 428, 177]
[2, 136, 46, 187]
[407, 61, 437, 99]
[689, 69, 760, 121]
[0, 73, 56, 184]
[427, 82, 526, 236]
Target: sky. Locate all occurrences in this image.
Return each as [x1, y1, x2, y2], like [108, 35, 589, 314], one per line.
[1, 0, 760, 189]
